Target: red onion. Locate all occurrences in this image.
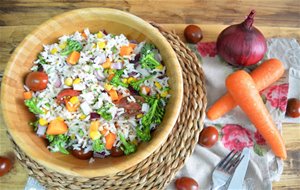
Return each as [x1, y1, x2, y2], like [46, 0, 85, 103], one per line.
[36, 125, 47, 136]
[216, 10, 267, 66]
[90, 112, 100, 120]
[111, 62, 123, 70]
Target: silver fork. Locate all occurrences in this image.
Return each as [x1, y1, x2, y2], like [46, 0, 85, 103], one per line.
[211, 150, 244, 190]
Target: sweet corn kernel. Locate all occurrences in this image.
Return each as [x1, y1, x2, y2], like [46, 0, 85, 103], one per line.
[69, 96, 79, 105]
[108, 69, 115, 75]
[79, 114, 86, 120]
[132, 139, 138, 146]
[136, 114, 143, 119]
[92, 43, 96, 49]
[97, 31, 104, 38]
[104, 83, 113, 91]
[122, 78, 128, 84]
[64, 77, 73, 86]
[71, 134, 76, 140]
[57, 117, 64, 121]
[97, 41, 106, 49]
[59, 42, 67, 49]
[90, 131, 101, 140]
[154, 82, 162, 89]
[156, 64, 164, 70]
[73, 78, 81, 84]
[160, 90, 169, 98]
[39, 118, 48, 126]
[50, 48, 58, 54]
[127, 77, 136, 83]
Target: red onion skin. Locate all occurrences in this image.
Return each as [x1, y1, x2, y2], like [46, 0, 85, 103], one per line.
[216, 10, 267, 66]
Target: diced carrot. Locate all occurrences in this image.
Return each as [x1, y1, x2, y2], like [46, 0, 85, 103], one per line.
[81, 31, 87, 39]
[226, 70, 286, 160]
[107, 74, 115, 81]
[207, 59, 285, 120]
[46, 118, 68, 135]
[108, 89, 119, 101]
[100, 128, 107, 136]
[23, 91, 33, 100]
[64, 99, 79, 112]
[102, 58, 112, 69]
[105, 132, 116, 150]
[66, 51, 81, 65]
[90, 120, 100, 131]
[140, 86, 151, 95]
[120, 46, 133, 56]
[129, 43, 137, 49]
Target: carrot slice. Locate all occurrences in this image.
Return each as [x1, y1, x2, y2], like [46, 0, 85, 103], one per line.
[207, 59, 285, 120]
[129, 43, 137, 49]
[120, 46, 133, 56]
[81, 31, 87, 39]
[66, 51, 80, 65]
[108, 89, 119, 101]
[23, 91, 33, 100]
[90, 120, 100, 131]
[225, 70, 286, 160]
[105, 132, 116, 150]
[46, 118, 68, 135]
[102, 58, 111, 69]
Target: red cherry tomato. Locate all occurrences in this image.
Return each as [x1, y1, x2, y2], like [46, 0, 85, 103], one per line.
[25, 71, 48, 91]
[56, 89, 81, 104]
[175, 177, 199, 190]
[286, 98, 300, 118]
[111, 146, 124, 157]
[71, 149, 93, 160]
[198, 126, 219, 148]
[184, 25, 203, 44]
[0, 156, 12, 177]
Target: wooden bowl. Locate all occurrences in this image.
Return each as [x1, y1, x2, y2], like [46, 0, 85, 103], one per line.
[1, 8, 183, 177]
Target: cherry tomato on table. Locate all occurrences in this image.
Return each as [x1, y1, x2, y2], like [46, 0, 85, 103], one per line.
[25, 71, 48, 91]
[0, 156, 12, 177]
[198, 126, 219, 148]
[286, 98, 300, 118]
[184, 25, 203, 44]
[175, 177, 199, 190]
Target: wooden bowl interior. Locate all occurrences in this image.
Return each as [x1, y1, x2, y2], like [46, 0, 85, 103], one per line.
[1, 8, 183, 177]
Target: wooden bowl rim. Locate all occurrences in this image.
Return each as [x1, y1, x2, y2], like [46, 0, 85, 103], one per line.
[1, 8, 183, 177]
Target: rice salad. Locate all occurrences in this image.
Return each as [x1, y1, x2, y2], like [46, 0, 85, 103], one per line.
[23, 28, 170, 159]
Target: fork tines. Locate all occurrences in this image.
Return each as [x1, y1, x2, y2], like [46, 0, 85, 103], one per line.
[218, 150, 244, 173]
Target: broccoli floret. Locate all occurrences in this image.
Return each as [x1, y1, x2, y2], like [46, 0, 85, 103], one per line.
[24, 97, 44, 115]
[29, 120, 39, 131]
[92, 139, 105, 152]
[110, 69, 128, 87]
[139, 43, 161, 69]
[129, 75, 152, 91]
[97, 102, 113, 121]
[119, 133, 137, 155]
[60, 39, 83, 56]
[47, 134, 70, 154]
[136, 125, 151, 142]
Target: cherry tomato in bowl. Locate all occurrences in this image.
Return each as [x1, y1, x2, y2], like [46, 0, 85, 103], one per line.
[25, 71, 48, 91]
[175, 177, 199, 190]
[198, 126, 219, 148]
[286, 98, 300, 118]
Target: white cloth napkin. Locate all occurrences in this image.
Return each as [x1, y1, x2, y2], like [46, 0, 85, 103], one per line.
[25, 39, 300, 190]
[166, 38, 300, 190]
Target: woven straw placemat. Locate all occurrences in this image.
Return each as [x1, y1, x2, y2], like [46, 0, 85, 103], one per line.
[9, 23, 207, 190]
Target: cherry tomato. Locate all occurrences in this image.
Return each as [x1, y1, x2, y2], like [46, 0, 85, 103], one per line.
[71, 149, 93, 160]
[184, 25, 203, 44]
[0, 156, 12, 177]
[198, 126, 218, 148]
[286, 98, 300, 118]
[56, 89, 81, 104]
[25, 71, 48, 91]
[175, 177, 199, 190]
[111, 146, 124, 157]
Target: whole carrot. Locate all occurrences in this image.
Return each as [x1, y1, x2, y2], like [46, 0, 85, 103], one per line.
[207, 58, 284, 120]
[226, 70, 286, 159]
